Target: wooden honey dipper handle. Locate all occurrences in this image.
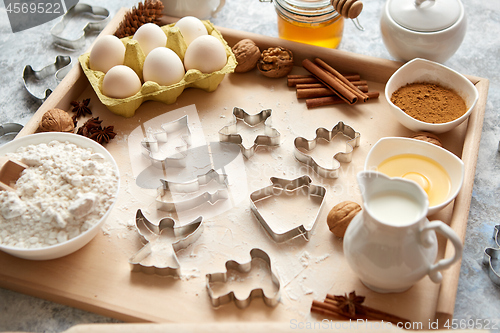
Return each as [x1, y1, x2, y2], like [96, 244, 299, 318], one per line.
[331, 0, 363, 19]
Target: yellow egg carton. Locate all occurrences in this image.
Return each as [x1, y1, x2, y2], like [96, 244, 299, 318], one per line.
[79, 21, 237, 118]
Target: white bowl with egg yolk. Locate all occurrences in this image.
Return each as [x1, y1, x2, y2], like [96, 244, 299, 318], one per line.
[364, 137, 464, 216]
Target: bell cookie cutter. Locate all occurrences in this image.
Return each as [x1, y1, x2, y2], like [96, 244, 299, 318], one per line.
[50, 3, 110, 50]
[250, 175, 326, 242]
[22, 55, 72, 101]
[294, 121, 360, 179]
[141, 115, 192, 168]
[0, 123, 23, 146]
[156, 169, 229, 212]
[206, 248, 281, 308]
[219, 107, 280, 159]
[483, 224, 500, 285]
[129, 209, 203, 277]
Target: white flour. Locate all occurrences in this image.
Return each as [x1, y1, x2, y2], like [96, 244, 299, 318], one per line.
[0, 140, 119, 248]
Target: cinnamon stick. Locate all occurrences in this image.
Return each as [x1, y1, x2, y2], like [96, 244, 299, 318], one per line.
[297, 85, 369, 99]
[302, 59, 357, 104]
[306, 91, 379, 108]
[287, 74, 361, 87]
[314, 58, 370, 102]
[296, 81, 367, 90]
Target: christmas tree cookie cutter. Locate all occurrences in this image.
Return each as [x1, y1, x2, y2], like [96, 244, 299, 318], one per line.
[250, 175, 326, 242]
[156, 169, 229, 212]
[206, 248, 281, 308]
[483, 224, 500, 285]
[218, 107, 280, 159]
[22, 55, 72, 101]
[294, 121, 360, 179]
[129, 209, 203, 277]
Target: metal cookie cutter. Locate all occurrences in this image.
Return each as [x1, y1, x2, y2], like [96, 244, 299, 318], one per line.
[483, 224, 500, 285]
[156, 169, 229, 212]
[219, 107, 280, 159]
[250, 175, 326, 242]
[141, 115, 192, 168]
[294, 121, 360, 179]
[206, 248, 281, 308]
[22, 55, 72, 101]
[0, 123, 23, 146]
[50, 3, 110, 49]
[129, 209, 203, 277]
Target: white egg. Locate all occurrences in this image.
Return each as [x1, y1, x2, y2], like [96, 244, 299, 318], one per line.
[184, 35, 227, 73]
[174, 16, 208, 46]
[133, 23, 167, 56]
[102, 65, 142, 99]
[89, 35, 125, 73]
[143, 47, 185, 86]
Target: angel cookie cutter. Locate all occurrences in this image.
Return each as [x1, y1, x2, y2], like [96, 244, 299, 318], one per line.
[129, 209, 203, 277]
[483, 224, 500, 285]
[294, 121, 360, 178]
[218, 107, 280, 159]
[206, 248, 281, 308]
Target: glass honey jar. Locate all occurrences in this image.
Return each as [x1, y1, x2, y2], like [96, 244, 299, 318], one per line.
[273, 0, 344, 49]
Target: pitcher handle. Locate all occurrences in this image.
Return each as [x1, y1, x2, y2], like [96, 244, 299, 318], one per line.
[420, 221, 463, 283]
[212, 0, 226, 17]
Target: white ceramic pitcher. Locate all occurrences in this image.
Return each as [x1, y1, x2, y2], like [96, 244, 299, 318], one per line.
[343, 171, 463, 293]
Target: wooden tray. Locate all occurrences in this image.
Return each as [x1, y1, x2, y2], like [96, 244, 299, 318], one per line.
[1, 9, 489, 328]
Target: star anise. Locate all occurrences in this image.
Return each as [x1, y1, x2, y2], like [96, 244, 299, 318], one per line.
[70, 98, 92, 119]
[77, 117, 102, 137]
[89, 125, 117, 145]
[330, 291, 365, 317]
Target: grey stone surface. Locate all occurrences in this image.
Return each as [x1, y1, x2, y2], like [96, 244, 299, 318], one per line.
[1, 0, 500, 332]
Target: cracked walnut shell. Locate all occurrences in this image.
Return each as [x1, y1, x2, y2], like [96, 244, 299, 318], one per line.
[38, 108, 75, 133]
[257, 46, 293, 78]
[327, 201, 362, 238]
[232, 39, 260, 73]
[410, 132, 443, 147]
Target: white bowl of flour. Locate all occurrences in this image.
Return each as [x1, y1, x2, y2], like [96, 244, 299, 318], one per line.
[0, 132, 120, 260]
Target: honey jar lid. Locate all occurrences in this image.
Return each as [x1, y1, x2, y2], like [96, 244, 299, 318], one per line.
[388, 0, 463, 32]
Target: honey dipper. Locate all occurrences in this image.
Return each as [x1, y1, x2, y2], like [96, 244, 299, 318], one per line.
[0, 156, 27, 191]
[331, 0, 363, 19]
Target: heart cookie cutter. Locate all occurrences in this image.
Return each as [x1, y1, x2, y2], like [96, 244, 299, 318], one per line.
[129, 209, 203, 277]
[218, 107, 280, 159]
[156, 169, 229, 212]
[206, 248, 281, 308]
[294, 121, 360, 178]
[22, 55, 72, 101]
[250, 175, 326, 242]
[50, 3, 110, 49]
[483, 224, 500, 285]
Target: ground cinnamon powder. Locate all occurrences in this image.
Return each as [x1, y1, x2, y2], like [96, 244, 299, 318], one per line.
[390, 82, 467, 123]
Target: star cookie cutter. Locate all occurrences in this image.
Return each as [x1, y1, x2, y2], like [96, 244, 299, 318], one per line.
[141, 115, 192, 168]
[206, 248, 281, 308]
[250, 175, 327, 242]
[218, 107, 280, 159]
[22, 55, 72, 101]
[156, 169, 229, 212]
[129, 209, 203, 277]
[294, 121, 360, 179]
[483, 224, 500, 285]
[50, 3, 110, 50]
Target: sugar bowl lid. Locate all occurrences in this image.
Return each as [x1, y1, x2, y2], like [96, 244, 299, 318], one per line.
[388, 0, 463, 32]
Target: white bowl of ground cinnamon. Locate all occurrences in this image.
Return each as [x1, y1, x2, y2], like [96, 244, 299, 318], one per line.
[385, 58, 478, 134]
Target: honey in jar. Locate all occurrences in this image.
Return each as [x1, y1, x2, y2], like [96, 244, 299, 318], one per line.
[273, 0, 344, 49]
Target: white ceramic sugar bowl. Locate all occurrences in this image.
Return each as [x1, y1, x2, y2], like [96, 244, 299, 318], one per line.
[380, 0, 466, 63]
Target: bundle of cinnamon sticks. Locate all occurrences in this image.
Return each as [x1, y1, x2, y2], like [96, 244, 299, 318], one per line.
[289, 58, 379, 109]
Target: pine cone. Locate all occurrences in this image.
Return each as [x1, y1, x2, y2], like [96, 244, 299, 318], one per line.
[115, 0, 164, 39]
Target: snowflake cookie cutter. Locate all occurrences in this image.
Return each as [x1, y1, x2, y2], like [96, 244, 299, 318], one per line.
[22, 55, 72, 101]
[250, 175, 326, 242]
[156, 169, 229, 213]
[141, 115, 192, 168]
[294, 121, 360, 179]
[483, 224, 500, 285]
[218, 107, 280, 159]
[206, 248, 281, 308]
[129, 209, 203, 277]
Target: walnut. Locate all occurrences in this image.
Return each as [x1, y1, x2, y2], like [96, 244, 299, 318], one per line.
[232, 39, 260, 73]
[327, 201, 362, 238]
[38, 108, 75, 133]
[410, 132, 443, 147]
[257, 46, 294, 78]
